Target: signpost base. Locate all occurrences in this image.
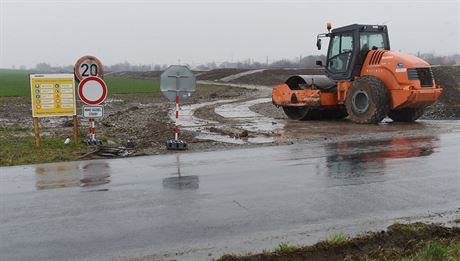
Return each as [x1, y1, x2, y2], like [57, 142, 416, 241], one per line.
[166, 139, 187, 150]
[85, 138, 103, 146]
[85, 117, 102, 146]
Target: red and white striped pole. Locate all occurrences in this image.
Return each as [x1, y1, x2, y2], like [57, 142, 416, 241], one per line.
[88, 118, 96, 141]
[175, 95, 180, 141]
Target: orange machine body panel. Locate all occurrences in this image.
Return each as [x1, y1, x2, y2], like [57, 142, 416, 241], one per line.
[272, 50, 441, 109]
[361, 50, 442, 109]
[272, 83, 338, 107]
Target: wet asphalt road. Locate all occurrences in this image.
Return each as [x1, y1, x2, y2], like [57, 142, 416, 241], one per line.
[1, 128, 459, 261]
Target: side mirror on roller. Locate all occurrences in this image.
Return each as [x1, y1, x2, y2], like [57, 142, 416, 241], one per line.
[316, 38, 322, 50]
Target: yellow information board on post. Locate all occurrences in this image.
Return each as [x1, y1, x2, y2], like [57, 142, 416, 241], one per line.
[30, 74, 77, 117]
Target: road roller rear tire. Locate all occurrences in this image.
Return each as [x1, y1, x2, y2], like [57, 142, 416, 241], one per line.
[282, 106, 321, 120]
[388, 107, 425, 122]
[345, 76, 390, 124]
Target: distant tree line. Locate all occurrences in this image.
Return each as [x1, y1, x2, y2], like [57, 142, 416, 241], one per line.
[416, 53, 460, 66]
[19, 53, 460, 72]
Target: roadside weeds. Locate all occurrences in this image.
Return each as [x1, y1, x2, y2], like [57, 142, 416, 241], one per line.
[217, 222, 460, 261]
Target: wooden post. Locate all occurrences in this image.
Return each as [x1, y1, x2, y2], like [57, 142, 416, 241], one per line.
[33, 117, 41, 147]
[73, 115, 78, 145]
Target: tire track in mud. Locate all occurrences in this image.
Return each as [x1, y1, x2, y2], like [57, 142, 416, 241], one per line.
[214, 98, 285, 136]
[170, 81, 286, 144]
[169, 99, 246, 144]
[171, 98, 286, 144]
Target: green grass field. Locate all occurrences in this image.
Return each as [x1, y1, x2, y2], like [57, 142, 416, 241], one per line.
[0, 69, 160, 97]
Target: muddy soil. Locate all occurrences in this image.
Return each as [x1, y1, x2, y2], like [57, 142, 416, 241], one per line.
[0, 85, 257, 157]
[250, 102, 287, 120]
[218, 223, 460, 261]
[424, 65, 460, 119]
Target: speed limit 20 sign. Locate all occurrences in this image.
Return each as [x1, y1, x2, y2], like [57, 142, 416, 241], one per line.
[74, 55, 104, 81]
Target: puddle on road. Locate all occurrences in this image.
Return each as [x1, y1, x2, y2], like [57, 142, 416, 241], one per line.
[35, 161, 111, 191]
[162, 154, 199, 190]
[162, 176, 199, 190]
[327, 136, 436, 160]
[290, 135, 440, 180]
[323, 136, 440, 185]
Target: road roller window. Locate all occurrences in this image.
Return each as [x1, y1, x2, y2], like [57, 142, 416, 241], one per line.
[358, 33, 388, 65]
[327, 33, 353, 74]
[360, 33, 387, 50]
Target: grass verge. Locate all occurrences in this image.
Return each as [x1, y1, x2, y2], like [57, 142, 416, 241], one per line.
[0, 128, 91, 166]
[273, 243, 300, 254]
[402, 241, 460, 261]
[325, 234, 350, 245]
[217, 222, 460, 261]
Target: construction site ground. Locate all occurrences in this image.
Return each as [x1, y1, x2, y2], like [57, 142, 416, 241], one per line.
[0, 66, 459, 165]
[1, 66, 460, 260]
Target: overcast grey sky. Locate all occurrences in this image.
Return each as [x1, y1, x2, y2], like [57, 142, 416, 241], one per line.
[0, 0, 459, 68]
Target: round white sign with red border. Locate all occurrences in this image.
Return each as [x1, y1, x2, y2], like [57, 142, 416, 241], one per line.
[74, 55, 104, 81]
[78, 76, 108, 105]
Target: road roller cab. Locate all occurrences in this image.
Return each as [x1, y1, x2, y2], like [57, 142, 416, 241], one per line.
[272, 23, 442, 123]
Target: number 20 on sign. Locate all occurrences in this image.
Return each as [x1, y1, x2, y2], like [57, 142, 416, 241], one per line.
[74, 55, 104, 82]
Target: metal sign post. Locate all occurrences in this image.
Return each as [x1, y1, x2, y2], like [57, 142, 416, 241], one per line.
[77, 76, 107, 145]
[75, 56, 106, 146]
[170, 74, 189, 143]
[160, 65, 196, 150]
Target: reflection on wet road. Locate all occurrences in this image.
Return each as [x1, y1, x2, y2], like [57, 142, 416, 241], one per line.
[0, 132, 459, 261]
[324, 136, 436, 178]
[162, 154, 199, 190]
[35, 161, 111, 190]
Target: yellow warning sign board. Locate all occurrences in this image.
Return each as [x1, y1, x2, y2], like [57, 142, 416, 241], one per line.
[30, 74, 77, 117]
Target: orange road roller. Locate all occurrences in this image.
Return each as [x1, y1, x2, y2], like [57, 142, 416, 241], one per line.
[272, 23, 442, 123]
